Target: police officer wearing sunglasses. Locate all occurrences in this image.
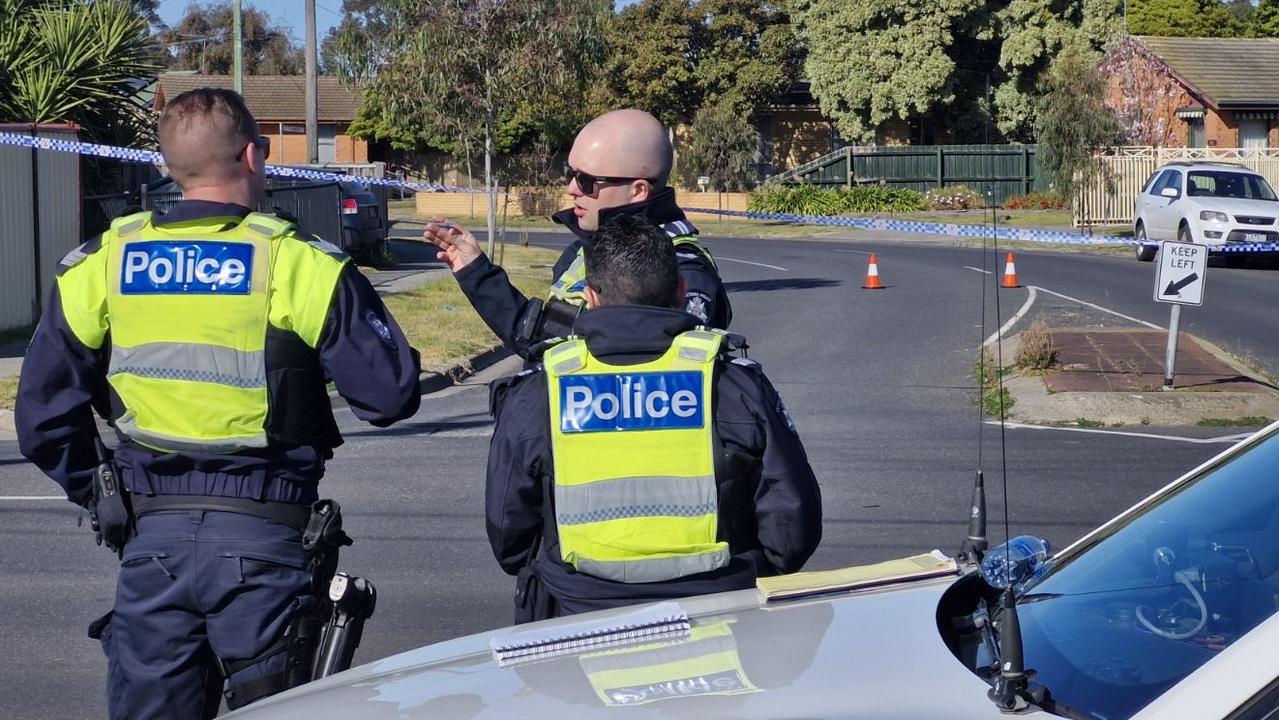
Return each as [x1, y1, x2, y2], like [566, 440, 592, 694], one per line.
[425, 109, 732, 358]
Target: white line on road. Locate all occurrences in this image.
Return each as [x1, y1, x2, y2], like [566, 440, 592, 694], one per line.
[963, 266, 993, 275]
[835, 249, 875, 256]
[716, 256, 788, 271]
[983, 287, 1038, 347]
[1033, 287, 1163, 330]
[0, 496, 65, 501]
[992, 420, 1252, 444]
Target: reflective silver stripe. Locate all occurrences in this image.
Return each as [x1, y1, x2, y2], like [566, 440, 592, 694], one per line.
[59, 247, 89, 269]
[574, 547, 730, 583]
[580, 635, 735, 674]
[678, 346, 709, 362]
[307, 235, 347, 259]
[109, 343, 266, 389]
[556, 474, 717, 526]
[116, 219, 146, 236]
[115, 415, 267, 454]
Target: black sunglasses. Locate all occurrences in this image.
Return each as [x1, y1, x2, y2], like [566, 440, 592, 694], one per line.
[564, 164, 653, 195]
[235, 135, 271, 161]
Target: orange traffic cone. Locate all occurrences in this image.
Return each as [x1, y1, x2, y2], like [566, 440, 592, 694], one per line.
[1000, 252, 1021, 289]
[863, 254, 884, 290]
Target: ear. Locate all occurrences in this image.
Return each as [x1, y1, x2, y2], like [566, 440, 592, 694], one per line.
[672, 276, 687, 309]
[631, 179, 653, 203]
[245, 141, 265, 176]
[585, 284, 603, 309]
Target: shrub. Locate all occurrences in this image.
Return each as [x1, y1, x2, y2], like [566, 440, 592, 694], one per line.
[925, 186, 986, 211]
[1004, 191, 1068, 210]
[1015, 318, 1057, 371]
[517, 186, 561, 218]
[749, 184, 925, 215]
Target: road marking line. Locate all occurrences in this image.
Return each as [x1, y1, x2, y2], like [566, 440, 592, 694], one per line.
[1032, 286, 1163, 330]
[0, 496, 65, 501]
[983, 287, 1038, 347]
[716, 256, 788, 271]
[963, 266, 993, 275]
[835, 249, 875, 256]
[992, 420, 1252, 444]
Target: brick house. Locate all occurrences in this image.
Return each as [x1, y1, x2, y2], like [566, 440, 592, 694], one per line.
[753, 81, 842, 176]
[154, 73, 368, 164]
[1101, 36, 1279, 149]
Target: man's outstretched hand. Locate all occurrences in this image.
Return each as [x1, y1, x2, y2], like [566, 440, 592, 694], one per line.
[423, 216, 483, 272]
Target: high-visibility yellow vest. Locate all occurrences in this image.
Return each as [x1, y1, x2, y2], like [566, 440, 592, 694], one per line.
[56, 210, 347, 454]
[548, 235, 716, 305]
[544, 328, 730, 583]
[580, 621, 758, 706]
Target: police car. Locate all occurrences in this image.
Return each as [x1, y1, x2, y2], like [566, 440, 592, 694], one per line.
[224, 422, 1279, 719]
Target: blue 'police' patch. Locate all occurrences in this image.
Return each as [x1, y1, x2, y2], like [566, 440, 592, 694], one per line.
[120, 241, 254, 295]
[560, 371, 704, 433]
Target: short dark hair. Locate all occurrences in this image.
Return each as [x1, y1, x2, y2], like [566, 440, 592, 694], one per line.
[585, 215, 678, 307]
[157, 88, 259, 187]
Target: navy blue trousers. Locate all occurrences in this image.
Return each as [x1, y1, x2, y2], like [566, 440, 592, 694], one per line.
[97, 510, 313, 719]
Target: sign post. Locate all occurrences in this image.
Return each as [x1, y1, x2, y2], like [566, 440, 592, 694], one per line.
[1152, 240, 1207, 388]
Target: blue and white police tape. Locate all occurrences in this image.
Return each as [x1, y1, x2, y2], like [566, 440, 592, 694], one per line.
[0, 130, 467, 193]
[8, 130, 1279, 253]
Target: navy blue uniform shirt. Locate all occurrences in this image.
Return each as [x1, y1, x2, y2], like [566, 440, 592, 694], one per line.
[17, 201, 421, 506]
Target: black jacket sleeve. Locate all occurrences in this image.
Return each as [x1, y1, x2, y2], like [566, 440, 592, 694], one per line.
[455, 243, 583, 352]
[485, 370, 549, 574]
[16, 285, 109, 506]
[677, 249, 733, 330]
[718, 360, 821, 574]
[319, 263, 421, 426]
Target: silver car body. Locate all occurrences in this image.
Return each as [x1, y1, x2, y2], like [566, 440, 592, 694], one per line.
[226, 424, 1279, 720]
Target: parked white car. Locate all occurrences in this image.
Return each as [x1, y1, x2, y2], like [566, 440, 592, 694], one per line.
[225, 421, 1279, 719]
[1133, 162, 1279, 261]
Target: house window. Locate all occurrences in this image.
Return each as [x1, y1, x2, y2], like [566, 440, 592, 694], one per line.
[1239, 119, 1269, 149]
[1187, 119, 1205, 148]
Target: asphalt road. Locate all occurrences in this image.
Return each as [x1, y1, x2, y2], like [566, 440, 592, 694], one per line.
[1, 226, 1268, 718]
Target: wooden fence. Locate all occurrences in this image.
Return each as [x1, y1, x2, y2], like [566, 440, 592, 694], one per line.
[772, 144, 1047, 205]
[1076, 147, 1279, 227]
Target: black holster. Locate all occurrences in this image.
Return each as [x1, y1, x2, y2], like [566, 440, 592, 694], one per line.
[89, 439, 133, 555]
[224, 499, 376, 711]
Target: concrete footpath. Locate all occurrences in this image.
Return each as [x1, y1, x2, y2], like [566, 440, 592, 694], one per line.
[1005, 328, 1279, 427]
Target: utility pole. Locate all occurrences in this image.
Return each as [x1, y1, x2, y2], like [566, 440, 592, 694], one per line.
[232, 0, 243, 94]
[305, 0, 318, 164]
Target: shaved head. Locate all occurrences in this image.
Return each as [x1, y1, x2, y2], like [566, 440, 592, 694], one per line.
[565, 109, 674, 231]
[157, 88, 260, 192]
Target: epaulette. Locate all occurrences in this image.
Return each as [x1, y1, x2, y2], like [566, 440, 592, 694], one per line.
[270, 207, 300, 224]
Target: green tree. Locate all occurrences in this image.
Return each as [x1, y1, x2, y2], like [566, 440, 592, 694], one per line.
[1127, 0, 1245, 37]
[358, 0, 610, 252]
[793, 0, 997, 144]
[158, 2, 304, 75]
[994, 0, 1122, 141]
[320, 0, 386, 83]
[0, 0, 158, 145]
[679, 102, 760, 191]
[696, 0, 801, 118]
[1249, 0, 1279, 35]
[596, 0, 702, 126]
[1035, 47, 1123, 206]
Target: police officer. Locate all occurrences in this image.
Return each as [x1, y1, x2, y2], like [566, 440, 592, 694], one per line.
[485, 215, 821, 622]
[425, 109, 731, 357]
[15, 88, 421, 719]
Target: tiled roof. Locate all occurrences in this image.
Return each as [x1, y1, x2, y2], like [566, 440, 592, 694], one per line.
[1139, 36, 1279, 106]
[156, 73, 362, 122]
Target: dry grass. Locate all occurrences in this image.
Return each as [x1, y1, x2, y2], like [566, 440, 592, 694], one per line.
[1014, 318, 1056, 371]
[0, 375, 17, 411]
[383, 244, 560, 372]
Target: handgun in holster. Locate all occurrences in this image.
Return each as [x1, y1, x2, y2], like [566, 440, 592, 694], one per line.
[88, 438, 133, 555]
[514, 298, 584, 359]
[225, 499, 378, 710]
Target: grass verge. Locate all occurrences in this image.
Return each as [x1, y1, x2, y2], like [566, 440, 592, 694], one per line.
[383, 244, 559, 372]
[0, 375, 17, 412]
[1197, 416, 1272, 428]
[975, 348, 1015, 419]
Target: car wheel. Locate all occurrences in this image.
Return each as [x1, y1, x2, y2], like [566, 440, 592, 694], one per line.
[1135, 224, 1156, 262]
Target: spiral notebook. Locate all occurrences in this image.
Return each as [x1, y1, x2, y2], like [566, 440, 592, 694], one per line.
[490, 601, 691, 667]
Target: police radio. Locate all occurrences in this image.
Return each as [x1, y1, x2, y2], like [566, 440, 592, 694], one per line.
[515, 298, 584, 358]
